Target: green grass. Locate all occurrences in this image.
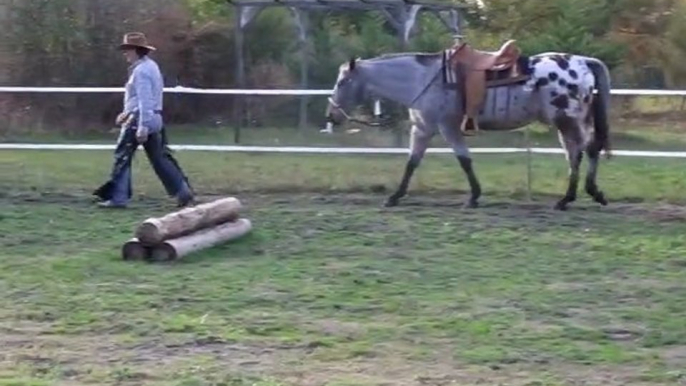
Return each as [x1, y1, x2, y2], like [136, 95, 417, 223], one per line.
[1, 139, 686, 385]
[4, 118, 686, 152]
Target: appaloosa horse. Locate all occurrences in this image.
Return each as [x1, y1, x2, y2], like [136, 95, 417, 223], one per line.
[325, 50, 612, 211]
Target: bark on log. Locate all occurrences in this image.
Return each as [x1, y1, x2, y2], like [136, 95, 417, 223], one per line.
[150, 218, 253, 262]
[122, 238, 152, 261]
[135, 197, 242, 245]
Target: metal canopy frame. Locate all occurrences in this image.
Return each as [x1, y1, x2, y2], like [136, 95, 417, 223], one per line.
[227, 0, 468, 143]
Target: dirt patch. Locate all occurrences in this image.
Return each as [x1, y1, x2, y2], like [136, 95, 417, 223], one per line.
[662, 345, 686, 368]
[4, 189, 686, 209]
[3, 320, 657, 386]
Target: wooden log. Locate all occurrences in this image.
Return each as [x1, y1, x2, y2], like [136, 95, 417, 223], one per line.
[135, 197, 242, 245]
[122, 238, 152, 261]
[149, 218, 253, 262]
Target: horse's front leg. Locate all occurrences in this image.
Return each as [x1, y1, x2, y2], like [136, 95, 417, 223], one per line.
[442, 122, 481, 208]
[457, 154, 481, 208]
[384, 127, 430, 207]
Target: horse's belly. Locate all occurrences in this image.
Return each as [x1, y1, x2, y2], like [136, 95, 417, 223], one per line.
[478, 85, 537, 130]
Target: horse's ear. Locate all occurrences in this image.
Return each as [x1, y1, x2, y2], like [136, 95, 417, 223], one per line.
[348, 57, 356, 71]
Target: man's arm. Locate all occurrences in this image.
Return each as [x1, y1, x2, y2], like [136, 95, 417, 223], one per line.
[133, 68, 154, 130]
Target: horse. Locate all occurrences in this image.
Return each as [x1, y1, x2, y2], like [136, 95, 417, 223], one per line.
[325, 50, 612, 211]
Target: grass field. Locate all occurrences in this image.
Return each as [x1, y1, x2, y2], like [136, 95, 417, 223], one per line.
[2, 124, 686, 386]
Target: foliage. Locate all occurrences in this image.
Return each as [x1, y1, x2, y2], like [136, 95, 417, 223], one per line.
[3, 0, 686, 134]
[474, 0, 626, 68]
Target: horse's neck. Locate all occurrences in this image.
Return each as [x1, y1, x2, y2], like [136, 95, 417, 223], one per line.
[360, 57, 438, 107]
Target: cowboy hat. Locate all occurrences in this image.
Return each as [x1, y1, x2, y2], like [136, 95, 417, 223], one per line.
[119, 32, 156, 51]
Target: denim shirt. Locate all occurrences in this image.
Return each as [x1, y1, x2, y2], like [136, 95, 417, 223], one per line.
[123, 56, 164, 133]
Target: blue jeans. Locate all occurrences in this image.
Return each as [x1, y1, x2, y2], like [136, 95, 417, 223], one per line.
[97, 125, 193, 205]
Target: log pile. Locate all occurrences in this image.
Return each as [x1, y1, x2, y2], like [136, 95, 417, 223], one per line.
[122, 197, 252, 262]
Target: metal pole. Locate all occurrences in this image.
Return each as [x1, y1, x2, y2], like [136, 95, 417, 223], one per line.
[525, 125, 532, 201]
[291, 8, 309, 131]
[233, 9, 244, 144]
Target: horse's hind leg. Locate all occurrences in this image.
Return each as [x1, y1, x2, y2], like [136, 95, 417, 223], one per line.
[384, 125, 431, 207]
[554, 116, 585, 211]
[584, 138, 608, 206]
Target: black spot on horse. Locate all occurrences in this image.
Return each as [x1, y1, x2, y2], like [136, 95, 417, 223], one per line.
[551, 91, 558, 97]
[551, 55, 570, 71]
[569, 69, 578, 79]
[583, 95, 591, 104]
[531, 57, 541, 66]
[551, 94, 569, 109]
[558, 78, 567, 87]
[562, 54, 572, 61]
[518, 56, 534, 76]
[534, 77, 549, 89]
[548, 72, 559, 81]
[567, 84, 579, 99]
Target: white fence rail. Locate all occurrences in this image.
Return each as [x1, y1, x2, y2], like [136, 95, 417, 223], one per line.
[1, 87, 686, 160]
[1, 86, 686, 96]
[1, 144, 686, 158]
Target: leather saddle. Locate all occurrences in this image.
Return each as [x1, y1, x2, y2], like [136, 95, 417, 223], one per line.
[447, 39, 530, 135]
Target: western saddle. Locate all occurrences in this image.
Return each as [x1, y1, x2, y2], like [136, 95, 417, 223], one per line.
[448, 38, 529, 135]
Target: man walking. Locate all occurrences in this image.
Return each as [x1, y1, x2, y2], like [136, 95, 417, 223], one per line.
[93, 32, 194, 208]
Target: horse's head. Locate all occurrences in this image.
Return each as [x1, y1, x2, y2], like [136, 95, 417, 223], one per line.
[326, 58, 366, 126]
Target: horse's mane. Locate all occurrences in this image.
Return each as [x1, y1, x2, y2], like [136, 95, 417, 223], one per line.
[365, 51, 443, 65]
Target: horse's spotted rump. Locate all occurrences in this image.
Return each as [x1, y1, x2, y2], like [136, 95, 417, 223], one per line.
[525, 53, 596, 116]
[534, 77, 549, 89]
[552, 94, 569, 109]
[551, 55, 570, 70]
[567, 84, 579, 99]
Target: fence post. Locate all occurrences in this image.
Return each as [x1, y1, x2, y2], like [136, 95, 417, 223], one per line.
[524, 124, 532, 201]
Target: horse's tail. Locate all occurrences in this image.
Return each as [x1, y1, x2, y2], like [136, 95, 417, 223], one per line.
[585, 57, 612, 159]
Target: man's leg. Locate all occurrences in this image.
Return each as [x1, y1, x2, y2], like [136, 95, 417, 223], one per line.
[142, 129, 194, 206]
[96, 127, 138, 208]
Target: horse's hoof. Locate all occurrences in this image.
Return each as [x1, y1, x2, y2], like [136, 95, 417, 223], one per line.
[463, 200, 479, 209]
[595, 193, 608, 206]
[384, 198, 399, 208]
[554, 201, 569, 211]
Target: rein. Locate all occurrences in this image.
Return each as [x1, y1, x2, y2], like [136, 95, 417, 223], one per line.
[327, 97, 382, 128]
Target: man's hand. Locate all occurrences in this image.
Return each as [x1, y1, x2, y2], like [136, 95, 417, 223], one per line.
[115, 112, 130, 126]
[136, 126, 149, 144]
